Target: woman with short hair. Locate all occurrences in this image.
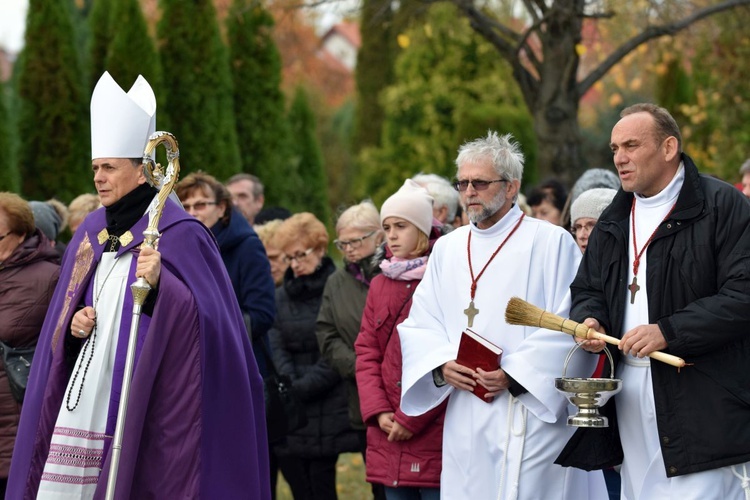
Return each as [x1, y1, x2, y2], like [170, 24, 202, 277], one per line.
[175, 172, 276, 375]
[316, 201, 386, 498]
[270, 212, 359, 500]
[0, 193, 60, 497]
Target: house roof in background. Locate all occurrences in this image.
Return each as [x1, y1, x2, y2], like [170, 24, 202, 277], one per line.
[321, 21, 360, 48]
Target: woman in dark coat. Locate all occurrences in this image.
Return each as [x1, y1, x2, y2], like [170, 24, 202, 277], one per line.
[316, 201, 384, 451]
[0, 193, 60, 497]
[270, 212, 359, 500]
[175, 172, 276, 375]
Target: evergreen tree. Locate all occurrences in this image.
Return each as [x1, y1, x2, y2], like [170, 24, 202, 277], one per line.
[353, 0, 396, 153]
[88, 0, 113, 91]
[17, 0, 89, 202]
[320, 99, 355, 209]
[158, 0, 241, 179]
[226, 0, 289, 204]
[287, 87, 330, 225]
[105, 0, 163, 110]
[0, 82, 19, 192]
[356, 3, 533, 205]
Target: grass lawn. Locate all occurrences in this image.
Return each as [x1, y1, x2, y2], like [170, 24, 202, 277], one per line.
[276, 452, 371, 499]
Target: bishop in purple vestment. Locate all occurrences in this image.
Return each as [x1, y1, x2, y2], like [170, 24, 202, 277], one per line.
[6, 72, 270, 499]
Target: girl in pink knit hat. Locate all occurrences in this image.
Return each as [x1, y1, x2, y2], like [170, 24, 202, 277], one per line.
[355, 180, 446, 500]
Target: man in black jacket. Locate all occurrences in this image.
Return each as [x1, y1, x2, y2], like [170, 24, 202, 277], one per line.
[557, 103, 750, 499]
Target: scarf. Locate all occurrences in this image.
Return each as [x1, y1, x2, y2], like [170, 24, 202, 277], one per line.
[379, 255, 428, 281]
[105, 183, 158, 237]
[345, 254, 380, 286]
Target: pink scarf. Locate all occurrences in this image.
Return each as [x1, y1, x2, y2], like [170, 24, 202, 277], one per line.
[379, 255, 428, 281]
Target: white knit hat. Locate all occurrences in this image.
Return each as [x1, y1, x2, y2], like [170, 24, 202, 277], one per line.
[91, 72, 156, 159]
[570, 188, 617, 225]
[380, 179, 434, 235]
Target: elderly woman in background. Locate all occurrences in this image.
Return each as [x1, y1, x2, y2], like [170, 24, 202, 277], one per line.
[270, 212, 358, 500]
[570, 188, 617, 253]
[315, 201, 386, 498]
[0, 193, 60, 497]
[67, 193, 101, 234]
[255, 219, 289, 287]
[175, 172, 276, 376]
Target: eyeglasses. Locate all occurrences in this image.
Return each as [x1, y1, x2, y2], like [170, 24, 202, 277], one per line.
[283, 247, 315, 264]
[334, 231, 376, 251]
[571, 221, 597, 235]
[0, 232, 11, 242]
[453, 179, 508, 192]
[183, 201, 218, 211]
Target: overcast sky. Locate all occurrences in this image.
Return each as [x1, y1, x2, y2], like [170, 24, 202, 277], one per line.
[0, 0, 359, 54]
[0, 0, 27, 53]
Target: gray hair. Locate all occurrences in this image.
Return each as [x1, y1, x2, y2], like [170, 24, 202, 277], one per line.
[226, 173, 264, 197]
[740, 159, 750, 176]
[335, 200, 382, 235]
[455, 131, 524, 182]
[411, 172, 459, 222]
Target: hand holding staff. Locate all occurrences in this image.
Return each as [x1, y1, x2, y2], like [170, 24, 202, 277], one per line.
[504, 297, 686, 369]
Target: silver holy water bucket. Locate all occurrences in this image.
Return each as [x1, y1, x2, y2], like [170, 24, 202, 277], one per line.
[555, 343, 622, 428]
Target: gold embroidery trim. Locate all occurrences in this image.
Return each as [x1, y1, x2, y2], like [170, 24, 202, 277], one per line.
[97, 228, 134, 247]
[52, 233, 94, 352]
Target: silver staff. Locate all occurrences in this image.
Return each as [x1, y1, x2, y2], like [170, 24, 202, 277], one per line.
[105, 132, 180, 500]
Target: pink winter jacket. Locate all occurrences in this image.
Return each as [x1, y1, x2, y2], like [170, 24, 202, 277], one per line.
[355, 273, 446, 489]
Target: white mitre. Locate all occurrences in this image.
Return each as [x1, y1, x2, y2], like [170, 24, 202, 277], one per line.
[90, 71, 156, 160]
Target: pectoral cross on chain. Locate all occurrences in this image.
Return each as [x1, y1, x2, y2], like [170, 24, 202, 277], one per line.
[628, 277, 641, 304]
[464, 301, 479, 327]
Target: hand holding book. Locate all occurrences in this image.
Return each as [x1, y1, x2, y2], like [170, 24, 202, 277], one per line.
[455, 328, 504, 402]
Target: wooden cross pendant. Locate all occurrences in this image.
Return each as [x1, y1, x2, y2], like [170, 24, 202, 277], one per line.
[464, 301, 479, 327]
[628, 277, 641, 304]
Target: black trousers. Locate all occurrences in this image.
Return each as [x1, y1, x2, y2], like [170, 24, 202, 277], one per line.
[277, 455, 338, 500]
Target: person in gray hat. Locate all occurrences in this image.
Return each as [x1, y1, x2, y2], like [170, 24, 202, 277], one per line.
[569, 188, 617, 252]
[29, 200, 67, 260]
[560, 168, 620, 229]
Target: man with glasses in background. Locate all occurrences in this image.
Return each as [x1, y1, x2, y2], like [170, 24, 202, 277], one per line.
[398, 131, 607, 499]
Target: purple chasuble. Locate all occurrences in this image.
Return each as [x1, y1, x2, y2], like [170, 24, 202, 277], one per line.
[7, 198, 270, 499]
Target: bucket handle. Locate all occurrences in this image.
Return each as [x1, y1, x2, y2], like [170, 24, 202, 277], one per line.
[562, 342, 615, 379]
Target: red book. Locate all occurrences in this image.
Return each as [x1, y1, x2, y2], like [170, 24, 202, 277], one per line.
[456, 328, 504, 402]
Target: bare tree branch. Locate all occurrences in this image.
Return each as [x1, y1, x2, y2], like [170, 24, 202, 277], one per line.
[452, 0, 521, 58]
[451, 0, 545, 75]
[532, 0, 548, 14]
[582, 10, 614, 20]
[578, 0, 750, 94]
[514, 10, 551, 62]
[521, 0, 542, 23]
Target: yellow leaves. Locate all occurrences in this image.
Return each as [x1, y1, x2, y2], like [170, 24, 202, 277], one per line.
[424, 24, 433, 38]
[398, 34, 410, 49]
[609, 93, 623, 107]
[576, 44, 587, 56]
[629, 77, 642, 91]
[679, 103, 708, 125]
[690, 112, 708, 125]
[653, 62, 669, 76]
